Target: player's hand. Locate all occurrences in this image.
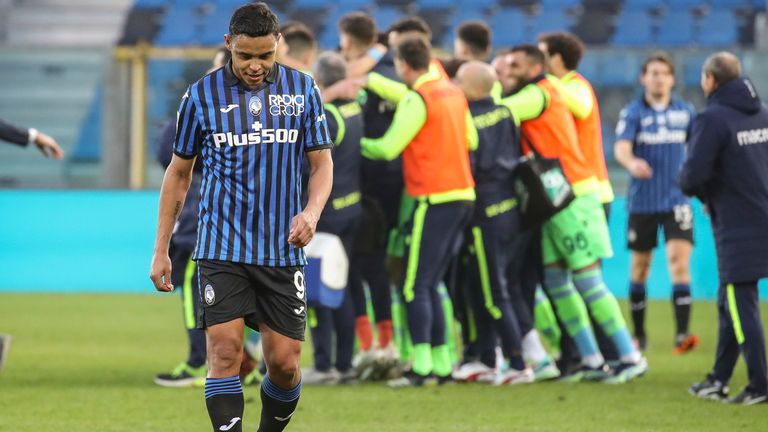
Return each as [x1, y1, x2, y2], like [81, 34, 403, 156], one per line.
[149, 253, 174, 292]
[288, 209, 319, 248]
[34, 132, 64, 159]
[324, 78, 364, 102]
[629, 158, 653, 179]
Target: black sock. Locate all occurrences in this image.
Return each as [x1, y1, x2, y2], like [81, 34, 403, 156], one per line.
[205, 376, 243, 432]
[259, 375, 301, 432]
[673, 284, 692, 340]
[629, 282, 647, 338]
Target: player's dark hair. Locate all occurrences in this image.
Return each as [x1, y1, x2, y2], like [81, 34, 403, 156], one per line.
[229, 2, 279, 38]
[538, 32, 583, 71]
[394, 36, 431, 71]
[282, 22, 316, 58]
[441, 57, 467, 79]
[388, 16, 432, 40]
[338, 12, 377, 46]
[457, 21, 491, 56]
[642, 51, 675, 76]
[511, 44, 546, 67]
[377, 32, 389, 47]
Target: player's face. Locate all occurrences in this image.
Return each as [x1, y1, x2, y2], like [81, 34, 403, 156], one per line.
[641, 61, 675, 99]
[339, 33, 354, 59]
[508, 51, 539, 91]
[226, 33, 279, 88]
[492, 53, 515, 94]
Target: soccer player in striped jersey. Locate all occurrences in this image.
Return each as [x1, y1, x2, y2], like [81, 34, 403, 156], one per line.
[149, 4, 333, 432]
[614, 52, 698, 354]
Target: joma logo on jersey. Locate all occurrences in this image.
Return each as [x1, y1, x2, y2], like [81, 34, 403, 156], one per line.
[212, 121, 299, 147]
[269, 94, 305, 116]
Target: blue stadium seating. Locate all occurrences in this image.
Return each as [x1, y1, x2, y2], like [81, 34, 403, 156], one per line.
[622, 0, 664, 10]
[530, 10, 572, 34]
[540, 0, 580, 7]
[697, 10, 739, 46]
[656, 11, 696, 46]
[373, 7, 403, 32]
[154, 5, 201, 46]
[612, 11, 654, 46]
[456, 0, 497, 9]
[489, 9, 526, 47]
[419, 0, 457, 9]
[666, 0, 706, 11]
[293, 0, 330, 8]
[682, 53, 710, 86]
[597, 52, 642, 86]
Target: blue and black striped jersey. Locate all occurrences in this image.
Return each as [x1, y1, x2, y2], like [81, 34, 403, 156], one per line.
[174, 61, 333, 266]
[616, 96, 695, 214]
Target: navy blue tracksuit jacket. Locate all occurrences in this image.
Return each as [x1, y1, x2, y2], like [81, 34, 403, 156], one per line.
[679, 77, 768, 284]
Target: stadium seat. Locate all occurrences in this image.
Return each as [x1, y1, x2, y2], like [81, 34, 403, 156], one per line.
[530, 10, 572, 34]
[682, 53, 710, 86]
[577, 53, 599, 81]
[489, 9, 526, 47]
[622, 0, 664, 10]
[598, 52, 642, 85]
[373, 7, 403, 32]
[711, 0, 753, 8]
[293, 0, 329, 8]
[154, 6, 201, 46]
[199, 9, 232, 46]
[666, 0, 706, 11]
[656, 11, 696, 46]
[337, 0, 373, 6]
[697, 10, 739, 46]
[456, 0, 497, 10]
[540, 0, 581, 7]
[419, 0, 457, 10]
[611, 11, 654, 46]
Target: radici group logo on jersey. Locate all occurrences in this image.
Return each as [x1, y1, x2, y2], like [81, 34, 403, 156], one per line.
[269, 94, 305, 116]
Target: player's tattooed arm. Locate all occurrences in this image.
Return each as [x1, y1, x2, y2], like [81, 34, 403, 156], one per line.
[290, 149, 332, 248]
[150, 155, 196, 292]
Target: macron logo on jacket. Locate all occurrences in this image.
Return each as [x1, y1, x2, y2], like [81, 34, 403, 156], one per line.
[737, 128, 768, 146]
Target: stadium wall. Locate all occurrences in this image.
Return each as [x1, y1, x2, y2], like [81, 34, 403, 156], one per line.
[0, 190, 765, 298]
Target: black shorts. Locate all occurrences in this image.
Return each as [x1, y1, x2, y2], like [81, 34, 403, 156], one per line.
[627, 205, 694, 252]
[197, 260, 307, 341]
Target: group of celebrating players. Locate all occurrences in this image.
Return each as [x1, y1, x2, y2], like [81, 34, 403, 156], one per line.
[279, 11, 701, 387]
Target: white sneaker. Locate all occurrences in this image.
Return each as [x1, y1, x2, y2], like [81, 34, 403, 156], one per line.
[532, 359, 561, 381]
[493, 367, 535, 385]
[301, 367, 340, 385]
[452, 361, 496, 382]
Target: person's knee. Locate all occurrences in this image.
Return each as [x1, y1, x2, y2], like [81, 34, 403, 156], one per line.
[266, 350, 300, 382]
[630, 253, 651, 282]
[207, 334, 243, 371]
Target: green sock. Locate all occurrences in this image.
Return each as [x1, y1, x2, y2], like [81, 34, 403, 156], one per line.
[574, 269, 636, 359]
[412, 343, 433, 376]
[534, 287, 561, 353]
[431, 344, 452, 377]
[544, 267, 601, 361]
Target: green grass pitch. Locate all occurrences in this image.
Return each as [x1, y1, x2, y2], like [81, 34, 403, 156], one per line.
[1, 293, 767, 431]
